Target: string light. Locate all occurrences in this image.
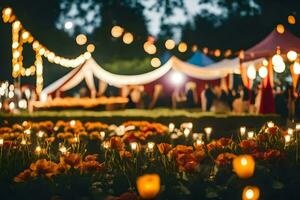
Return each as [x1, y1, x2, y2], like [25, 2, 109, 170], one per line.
[111, 25, 124, 38]
[150, 57, 161, 68]
[87, 44, 95, 53]
[293, 62, 300, 74]
[258, 66, 268, 78]
[276, 24, 285, 34]
[288, 15, 296, 25]
[178, 42, 187, 53]
[2, 7, 93, 94]
[123, 32, 134, 44]
[287, 50, 297, 62]
[165, 39, 175, 50]
[76, 34, 87, 45]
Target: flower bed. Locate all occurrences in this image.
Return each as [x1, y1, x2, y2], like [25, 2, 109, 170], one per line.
[0, 120, 299, 200]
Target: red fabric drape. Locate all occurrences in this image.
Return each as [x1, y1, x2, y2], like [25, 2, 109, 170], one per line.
[259, 76, 275, 114]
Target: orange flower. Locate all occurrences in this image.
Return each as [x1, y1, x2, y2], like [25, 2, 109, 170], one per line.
[76, 160, 105, 173]
[30, 159, 58, 178]
[45, 136, 55, 143]
[61, 153, 81, 167]
[263, 149, 283, 160]
[55, 162, 71, 174]
[85, 154, 98, 161]
[109, 136, 125, 151]
[157, 143, 172, 155]
[14, 169, 32, 183]
[215, 153, 237, 166]
[239, 139, 258, 153]
[119, 150, 132, 158]
[90, 131, 102, 140]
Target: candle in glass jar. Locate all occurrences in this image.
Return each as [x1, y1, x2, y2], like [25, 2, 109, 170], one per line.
[242, 186, 260, 200]
[233, 155, 255, 178]
[240, 126, 246, 137]
[137, 174, 160, 199]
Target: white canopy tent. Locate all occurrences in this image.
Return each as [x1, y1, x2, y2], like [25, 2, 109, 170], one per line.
[41, 56, 260, 98]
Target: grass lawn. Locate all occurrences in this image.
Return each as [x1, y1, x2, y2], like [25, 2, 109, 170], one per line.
[0, 109, 284, 138]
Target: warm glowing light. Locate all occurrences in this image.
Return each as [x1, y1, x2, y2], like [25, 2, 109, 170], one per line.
[111, 25, 124, 38]
[130, 142, 138, 151]
[64, 21, 73, 30]
[240, 126, 246, 137]
[258, 66, 268, 78]
[12, 21, 21, 29]
[170, 71, 184, 85]
[35, 146, 42, 154]
[287, 128, 294, 136]
[204, 127, 213, 141]
[276, 24, 285, 34]
[267, 121, 274, 128]
[233, 155, 255, 178]
[87, 44, 95, 53]
[293, 62, 300, 74]
[288, 15, 296, 25]
[22, 31, 29, 40]
[242, 186, 260, 200]
[144, 42, 156, 55]
[178, 42, 187, 53]
[9, 102, 15, 110]
[76, 34, 87, 45]
[147, 142, 155, 151]
[123, 32, 134, 44]
[183, 128, 190, 137]
[168, 123, 175, 132]
[59, 145, 67, 154]
[285, 135, 291, 144]
[214, 49, 221, 57]
[37, 131, 45, 138]
[192, 45, 198, 52]
[165, 39, 176, 50]
[84, 52, 91, 59]
[287, 50, 297, 61]
[137, 174, 160, 199]
[262, 59, 268, 66]
[247, 65, 256, 80]
[150, 57, 161, 68]
[0, 138, 3, 146]
[273, 61, 286, 73]
[247, 131, 254, 139]
[3, 7, 12, 16]
[18, 99, 27, 109]
[70, 120, 76, 127]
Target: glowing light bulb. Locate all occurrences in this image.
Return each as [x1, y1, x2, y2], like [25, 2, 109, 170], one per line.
[293, 62, 300, 74]
[147, 142, 155, 151]
[287, 50, 297, 62]
[178, 42, 187, 53]
[64, 21, 73, 30]
[247, 65, 256, 80]
[150, 57, 161, 68]
[165, 39, 175, 50]
[130, 142, 138, 151]
[258, 66, 268, 78]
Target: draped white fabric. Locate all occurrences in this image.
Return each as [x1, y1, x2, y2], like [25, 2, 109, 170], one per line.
[88, 58, 173, 86]
[41, 56, 262, 96]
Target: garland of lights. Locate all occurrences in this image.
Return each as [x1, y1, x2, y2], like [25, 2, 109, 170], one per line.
[2, 7, 94, 94]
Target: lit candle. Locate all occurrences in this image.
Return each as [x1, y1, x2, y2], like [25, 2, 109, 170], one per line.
[100, 131, 105, 140]
[196, 138, 204, 146]
[0, 138, 4, 146]
[296, 123, 300, 131]
[37, 131, 44, 138]
[168, 123, 175, 132]
[204, 127, 213, 141]
[287, 128, 294, 136]
[233, 155, 255, 178]
[147, 142, 155, 151]
[137, 174, 160, 199]
[183, 128, 190, 137]
[285, 135, 291, 144]
[192, 133, 199, 140]
[247, 131, 254, 139]
[35, 146, 42, 154]
[24, 129, 31, 135]
[267, 121, 274, 128]
[240, 126, 246, 137]
[21, 138, 27, 145]
[242, 186, 260, 200]
[130, 142, 138, 151]
[70, 120, 76, 127]
[102, 141, 110, 149]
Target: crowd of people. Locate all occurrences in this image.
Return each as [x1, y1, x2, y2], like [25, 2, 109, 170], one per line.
[112, 82, 300, 118]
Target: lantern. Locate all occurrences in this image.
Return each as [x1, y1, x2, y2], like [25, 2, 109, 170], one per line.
[178, 42, 187, 53]
[288, 15, 296, 25]
[150, 57, 161, 68]
[123, 32, 134, 44]
[233, 155, 255, 178]
[165, 39, 175, 50]
[242, 186, 260, 200]
[273, 61, 286, 73]
[76, 34, 87, 45]
[293, 62, 300, 74]
[287, 50, 297, 62]
[247, 65, 256, 80]
[276, 24, 285, 34]
[258, 66, 268, 78]
[137, 174, 160, 199]
[272, 54, 283, 66]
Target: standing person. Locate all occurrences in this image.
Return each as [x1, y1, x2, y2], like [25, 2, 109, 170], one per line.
[204, 84, 214, 111]
[185, 82, 198, 108]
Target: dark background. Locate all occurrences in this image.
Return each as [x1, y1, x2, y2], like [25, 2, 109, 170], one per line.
[0, 0, 300, 88]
